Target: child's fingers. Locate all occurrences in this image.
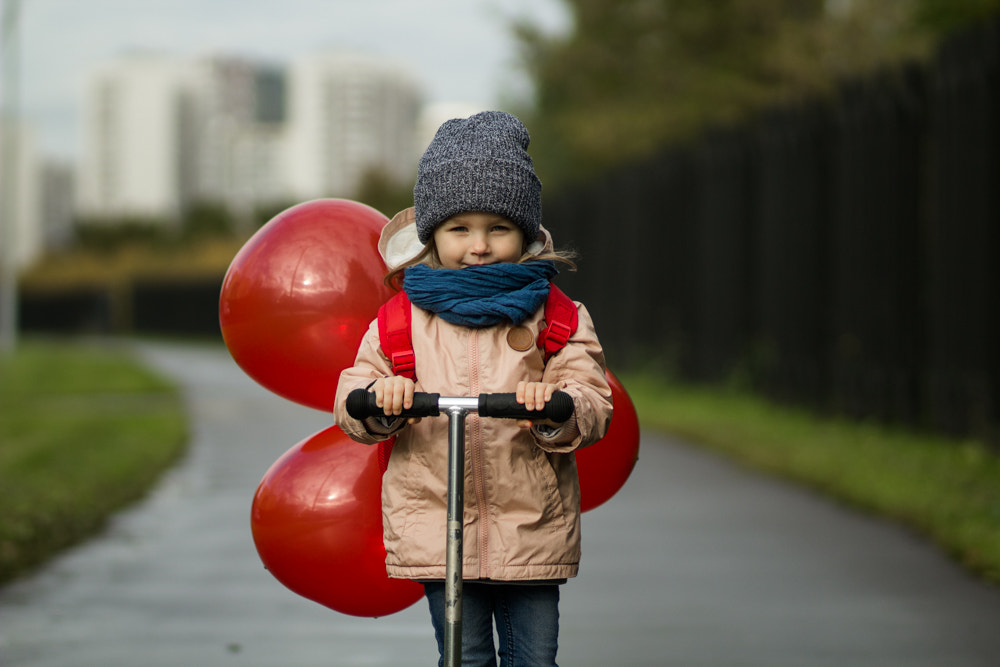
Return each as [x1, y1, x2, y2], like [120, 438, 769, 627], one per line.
[372, 379, 388, 409]
[528, 385, 545, 411]
[403, 381, 415, 410]
[516, 381, 537, 410]
[388, 378, 413, 415]
[372, 377, 415, 416]
[519, 383, 537, 410]
[384, 382, 401, 415]
[516, 381, 558, 412]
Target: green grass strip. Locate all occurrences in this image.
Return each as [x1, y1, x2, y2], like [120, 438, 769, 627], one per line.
[0, 341, 188, 585]
[621, 373, 1000, 586]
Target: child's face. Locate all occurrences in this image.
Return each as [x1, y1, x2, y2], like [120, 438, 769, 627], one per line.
[433, 212, 525, 269]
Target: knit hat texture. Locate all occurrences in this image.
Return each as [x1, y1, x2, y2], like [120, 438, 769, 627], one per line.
[413, 111, 541, 244]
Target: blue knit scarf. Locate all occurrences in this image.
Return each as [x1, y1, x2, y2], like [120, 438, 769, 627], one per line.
[403, 261, 558, 327]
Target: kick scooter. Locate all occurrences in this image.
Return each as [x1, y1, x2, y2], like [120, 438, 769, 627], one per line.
[347, 388, 574, 667]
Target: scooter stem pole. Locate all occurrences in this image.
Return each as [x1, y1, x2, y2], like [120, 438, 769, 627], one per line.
[444, 401, 474, 667]
[345, 390, 571, 667]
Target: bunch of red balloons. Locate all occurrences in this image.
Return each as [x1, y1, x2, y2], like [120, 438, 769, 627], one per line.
[220, 199, 639, 618]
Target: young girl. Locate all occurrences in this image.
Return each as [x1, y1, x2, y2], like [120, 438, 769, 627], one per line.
[335, 111, 613, 667]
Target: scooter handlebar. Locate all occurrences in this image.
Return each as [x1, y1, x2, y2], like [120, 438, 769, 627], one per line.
[346, 388, 574, 424]
[478, 391, 574, 423]
[346, 389, 441, 420]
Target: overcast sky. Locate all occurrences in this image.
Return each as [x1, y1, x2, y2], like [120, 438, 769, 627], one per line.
[9, 0, 569, 161]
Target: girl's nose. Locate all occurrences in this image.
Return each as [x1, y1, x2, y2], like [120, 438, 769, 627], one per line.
[470, 233, 490, 254]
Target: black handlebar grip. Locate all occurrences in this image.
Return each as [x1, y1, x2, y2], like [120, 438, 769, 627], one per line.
[408, 392, 442, 417]
[345, 388, 378, 419]
[478, 390, 574, 423]
[346, 388, 441, 420]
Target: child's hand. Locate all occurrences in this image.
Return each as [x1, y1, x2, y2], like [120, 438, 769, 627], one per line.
[515, 381, 561, 429]
[371, 376, 421, 425]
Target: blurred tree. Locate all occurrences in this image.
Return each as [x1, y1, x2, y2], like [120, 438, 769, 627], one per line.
[181, 201, 234, 241]
[354, 167, 414, 218]
[913, 0, 1000, 31]
[514, 0, 987, 185]
[73, 217, 169, 252]
[252, 200, 300, 230]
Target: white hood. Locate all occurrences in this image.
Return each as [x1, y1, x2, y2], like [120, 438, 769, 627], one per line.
[378, 207, 554, 270]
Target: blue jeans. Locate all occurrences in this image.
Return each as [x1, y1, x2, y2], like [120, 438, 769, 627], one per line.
[424, 582, 560, 667]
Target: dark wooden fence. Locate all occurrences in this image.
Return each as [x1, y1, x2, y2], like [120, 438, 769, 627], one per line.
[545, 19, 999, 440]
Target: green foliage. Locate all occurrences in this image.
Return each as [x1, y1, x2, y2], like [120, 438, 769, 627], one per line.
[354, 166, 415, 218]
[623, 373, 1000, 585]
[913, 0, 1000, 31]
[514, 0, 966, 186]
[74, 200, 241, 251]
[180, 201, 235, 240]
[0, 342, 188, 584]
[74, 217, 171, 252]
[252, 199, 301, 230]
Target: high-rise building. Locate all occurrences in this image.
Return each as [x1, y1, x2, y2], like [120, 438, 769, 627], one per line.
[283, 51, 422, 201]
[0, 121, 42, 268]
[39, 160, 75, 250]
[75, 53, 288, 227]
[75, 53, 196, 226]
[185, 58, 289, 220]
[75, 51, 423, 228]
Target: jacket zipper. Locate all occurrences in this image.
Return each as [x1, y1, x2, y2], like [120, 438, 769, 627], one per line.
[468, 328, 490, 579]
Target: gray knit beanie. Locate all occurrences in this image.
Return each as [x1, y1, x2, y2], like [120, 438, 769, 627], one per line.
[413, 111, 542, 244]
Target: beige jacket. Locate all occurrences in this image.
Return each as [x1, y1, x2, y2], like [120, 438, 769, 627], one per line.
[334, 208, 613, 582]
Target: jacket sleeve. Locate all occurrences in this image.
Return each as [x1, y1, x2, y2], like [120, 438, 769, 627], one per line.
[333, 318, 406, 444]
[534, 301, 613, 453]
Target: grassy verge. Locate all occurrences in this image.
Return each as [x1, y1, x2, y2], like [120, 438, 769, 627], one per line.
[621, 373, 1000, 586]
[0, 341, 188, 585]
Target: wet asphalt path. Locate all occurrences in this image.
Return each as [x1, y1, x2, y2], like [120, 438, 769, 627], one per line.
[1, 341, 999, 666]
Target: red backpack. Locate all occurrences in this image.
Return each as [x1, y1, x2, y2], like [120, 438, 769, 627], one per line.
[374, 283, 579, 472]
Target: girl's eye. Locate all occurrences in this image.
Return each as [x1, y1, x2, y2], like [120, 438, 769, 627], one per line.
[447, 226, 468, 233]
[492, 225, 513, 233]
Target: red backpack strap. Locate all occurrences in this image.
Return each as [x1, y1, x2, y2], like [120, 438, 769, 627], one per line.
[378, 291, 416, 381]
[377, 438, 394, 476]
[537, 284, 578, 362]
[375, 291, 415, 475]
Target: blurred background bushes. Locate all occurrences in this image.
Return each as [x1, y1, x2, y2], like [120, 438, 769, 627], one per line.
[515, 0, 999, 185]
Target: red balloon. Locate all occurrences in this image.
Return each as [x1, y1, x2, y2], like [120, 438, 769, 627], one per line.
[220, 199, 395, 412]
[251, 425, 424, 617]
[576, 370, 640, 512]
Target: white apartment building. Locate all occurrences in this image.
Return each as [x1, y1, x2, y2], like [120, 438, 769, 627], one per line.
[283, 51, 422, 201]
[185, 58, 288, 222]
[75, 51, 422, 227]
[75, 53, 196, 225]
[75, 53, 287, 227]
[0, 121, 42, 268]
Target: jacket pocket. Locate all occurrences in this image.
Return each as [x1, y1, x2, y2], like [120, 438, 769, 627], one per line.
[522, 444, 569, 532]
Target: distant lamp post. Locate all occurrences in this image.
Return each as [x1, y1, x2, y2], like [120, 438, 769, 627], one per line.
[1, 0, 21, 352]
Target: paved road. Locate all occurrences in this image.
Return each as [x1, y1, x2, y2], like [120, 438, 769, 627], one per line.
[2, 341, 1000, 666]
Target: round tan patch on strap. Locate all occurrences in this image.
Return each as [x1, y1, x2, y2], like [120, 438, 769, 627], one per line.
[506, 326, 535, 352]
